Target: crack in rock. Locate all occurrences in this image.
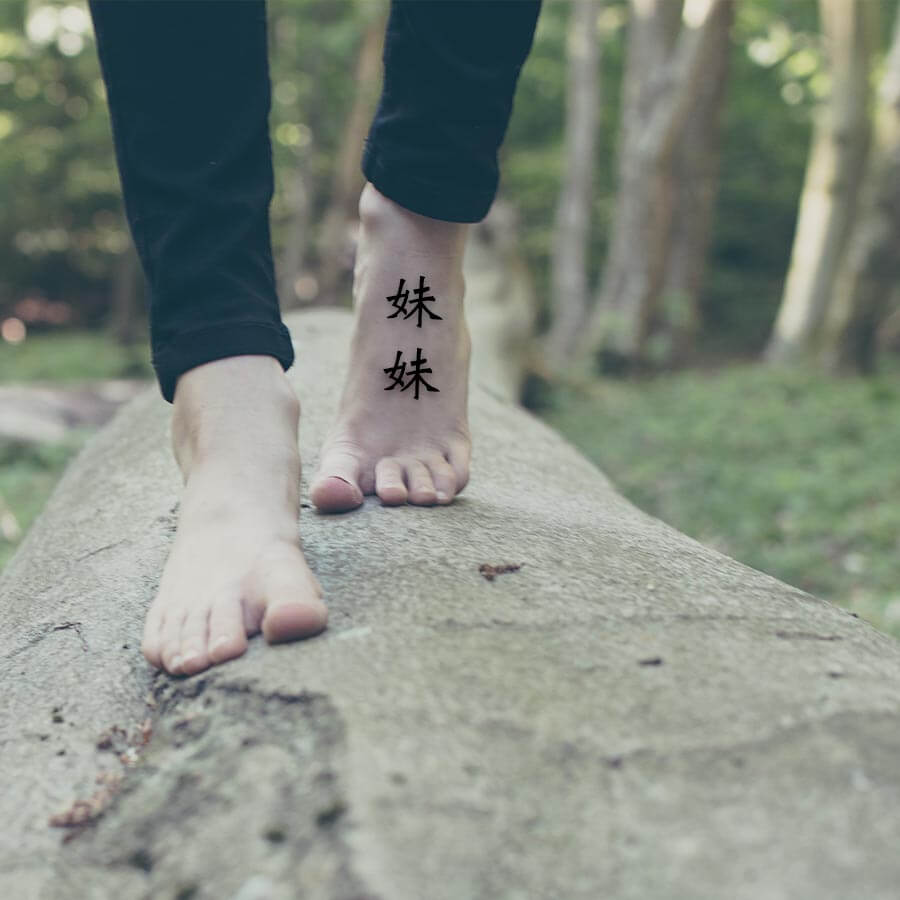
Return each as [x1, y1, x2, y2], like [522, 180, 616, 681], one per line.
[775, 630, 843, 642]
[3, 620, 89, 661]
[75, 539, 132, 563]
[57, 677, 380, 900]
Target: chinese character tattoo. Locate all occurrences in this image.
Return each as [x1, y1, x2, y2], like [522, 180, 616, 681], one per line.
[383, 275, 443, 398]
[383, 349, 407, 391]
[385, 279, 410, 319]
[385, 275, 443, 328]
[383, 348, 439, 399]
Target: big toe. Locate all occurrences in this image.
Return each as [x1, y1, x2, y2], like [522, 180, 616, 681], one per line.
[253, 542, 329, 644]
[310, 475, 364, 513]
[264, 600, 328, 643]
[310, 448, 365, 513]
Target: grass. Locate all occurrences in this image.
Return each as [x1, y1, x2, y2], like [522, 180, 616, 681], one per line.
[0, 329, 152, 383]
[537, 362, 900, 637]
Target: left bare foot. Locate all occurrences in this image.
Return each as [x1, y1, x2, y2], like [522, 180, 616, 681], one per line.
[310, 183, 472, 512]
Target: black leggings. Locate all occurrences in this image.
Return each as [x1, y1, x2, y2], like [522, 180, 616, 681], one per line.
[87, 0, 541, 403]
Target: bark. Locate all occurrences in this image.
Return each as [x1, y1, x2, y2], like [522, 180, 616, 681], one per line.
[464, 200, 537, 403]
[656, 0, 734, 366]
[543, 0, 601, 372]
[317, 10, 386, 305]
[765, 0, 878, 364]
[877, 289, 900, 353]
[820, 6, 900, 373]
[579, 0, 731, 372]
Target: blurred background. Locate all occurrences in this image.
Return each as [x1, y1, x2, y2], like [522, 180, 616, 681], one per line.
[1, 0, 899, 634]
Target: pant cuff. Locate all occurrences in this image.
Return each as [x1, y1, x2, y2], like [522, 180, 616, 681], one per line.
[361, 141, 496, 224]
[151, 319, 296, 404]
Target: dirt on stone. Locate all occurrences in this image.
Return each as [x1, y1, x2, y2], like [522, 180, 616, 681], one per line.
[478, 562, 523, 581]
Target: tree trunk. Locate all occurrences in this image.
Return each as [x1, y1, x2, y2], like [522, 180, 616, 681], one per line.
[277, 167, 313, 310]
[464, 200, 537, 404]
[655, 0, 734, 366]
[317, 10, 386, 306]
[765, 0, 877, 364]
[543, 0, 601, 373]
[578, 0, 731, 373]
[820, 5, 900, 373]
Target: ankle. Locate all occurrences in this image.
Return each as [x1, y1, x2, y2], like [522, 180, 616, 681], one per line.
[171, 355, 300, 475]
[358, 183, 469, 252]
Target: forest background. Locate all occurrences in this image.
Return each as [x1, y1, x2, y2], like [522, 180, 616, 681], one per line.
[2, 0, 899, 634]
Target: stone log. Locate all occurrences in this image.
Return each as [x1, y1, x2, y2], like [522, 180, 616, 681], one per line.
[2, 310, 900, 900]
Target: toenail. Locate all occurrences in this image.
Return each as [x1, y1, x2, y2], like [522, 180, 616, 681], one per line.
[171, 655, 183, 670]
[336, 479, 362, 498]
[436, 491, 449, 502]
[212, 635, 229, 650]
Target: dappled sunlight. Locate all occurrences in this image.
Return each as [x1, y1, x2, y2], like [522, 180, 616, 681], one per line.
[682, 0, 716, 30]
[1, 317, 26, 344]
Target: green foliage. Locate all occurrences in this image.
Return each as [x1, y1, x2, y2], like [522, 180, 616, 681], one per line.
[540, 362, 900, 636]
[1, 0, 896, 357]
[267, 0, 383, 263]
[0, 329, 151, 381]
[499, 0, 851, 356]
[0, 0, 377, 324]
[703, 0, 819, 353]
[0, 0, 125, 322]
[503, 0, 623, 330]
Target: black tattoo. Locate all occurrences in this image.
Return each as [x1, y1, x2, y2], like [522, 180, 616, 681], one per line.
[385, 275, 443, 328]
[383, 275, 442, 395]
[383, 348, 440, 399]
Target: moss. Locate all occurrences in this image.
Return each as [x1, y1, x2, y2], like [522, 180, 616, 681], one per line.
[0, 330, 152, 383]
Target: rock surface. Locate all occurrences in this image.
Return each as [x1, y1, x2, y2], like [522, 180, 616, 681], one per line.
[2, 309, 900, 900]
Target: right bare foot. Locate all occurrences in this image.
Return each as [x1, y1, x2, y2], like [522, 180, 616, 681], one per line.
[141, 355, 327, 676]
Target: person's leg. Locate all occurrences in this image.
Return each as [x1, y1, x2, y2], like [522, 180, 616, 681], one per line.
[89, 0, 326, 675]
[311, 0, 542, 511]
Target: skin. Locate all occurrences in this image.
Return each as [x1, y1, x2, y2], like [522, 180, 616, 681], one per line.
[142, 183, 472, 675]
[310, 183, 472, 510]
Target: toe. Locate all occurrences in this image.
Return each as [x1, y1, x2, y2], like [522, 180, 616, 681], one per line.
[375, 457, 408, 505]
[426, 454, 458, 504]
[310, 448, 364, 513]
[177, 605, 212, 676]
[142, 601, 165, 669]
[160, 609, 188, 675]
[310, 476, 363, 513]
[447, 440, 471, 496]
[403, 458, 437, 505]
[208, 591, 249, 664]
[254, 542, 328, 644]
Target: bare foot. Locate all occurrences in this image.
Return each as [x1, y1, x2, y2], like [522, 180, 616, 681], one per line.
[310, 183, 472, 512]
[142, 355, 327, 676]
